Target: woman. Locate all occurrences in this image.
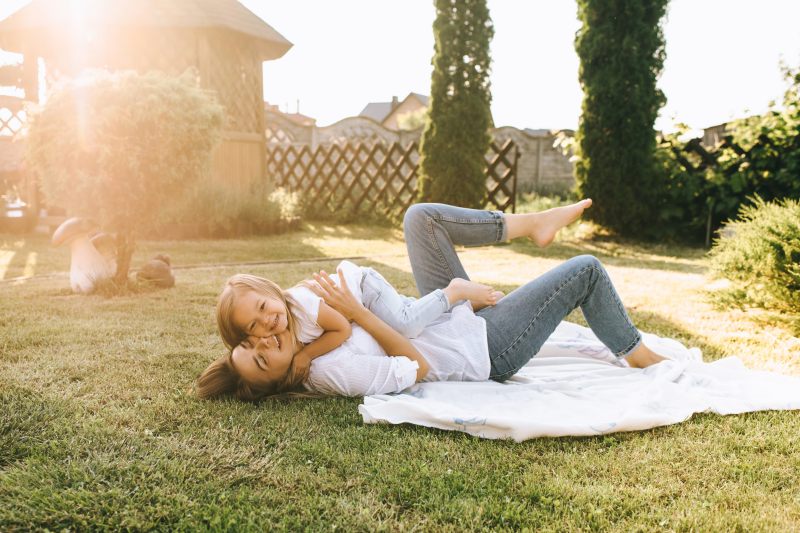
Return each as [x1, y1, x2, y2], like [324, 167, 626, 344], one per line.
[197, 201, 666, 399]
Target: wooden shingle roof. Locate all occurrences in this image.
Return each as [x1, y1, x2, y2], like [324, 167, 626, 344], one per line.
[0, 0, 292, 60]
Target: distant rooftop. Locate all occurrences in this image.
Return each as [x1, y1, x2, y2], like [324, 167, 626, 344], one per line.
[359, 93, 429, 123]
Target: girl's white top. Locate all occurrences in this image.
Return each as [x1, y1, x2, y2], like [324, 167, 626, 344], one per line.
[286, 261, 490, 397]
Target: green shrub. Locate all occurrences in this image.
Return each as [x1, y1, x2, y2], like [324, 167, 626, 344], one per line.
[27, 69, 224, 281]
[708, 197, 800, 313]
[418, 0, 494, 208]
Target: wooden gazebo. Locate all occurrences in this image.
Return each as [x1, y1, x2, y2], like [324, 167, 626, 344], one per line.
[0, 0, 292, 199]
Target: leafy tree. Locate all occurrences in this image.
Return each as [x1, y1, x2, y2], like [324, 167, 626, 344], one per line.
[27, 70, 224, 284]
[418, 0, 494, 208]
[574, 0, 669, 236]
[655, 64, 800, 243]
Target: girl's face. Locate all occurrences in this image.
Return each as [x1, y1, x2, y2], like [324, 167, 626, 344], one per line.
[231, 330, 295, 387]
[231, 289, 289, 339]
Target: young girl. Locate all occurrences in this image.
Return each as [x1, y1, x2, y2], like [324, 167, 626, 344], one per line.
[213, 261, 504, 395]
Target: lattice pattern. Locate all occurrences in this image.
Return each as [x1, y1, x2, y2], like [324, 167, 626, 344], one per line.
[0, 96, 27, 138]
[266, 140, 518, 216]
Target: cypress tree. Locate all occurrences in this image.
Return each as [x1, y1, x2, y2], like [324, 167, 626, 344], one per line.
[574, 0, 669, 235]
[418, 0, 494, 208]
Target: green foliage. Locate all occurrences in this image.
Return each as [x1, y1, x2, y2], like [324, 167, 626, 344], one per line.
[705, 66, 800, 224]
[574, 0, 669, 237]
[709, 197, 800, 314]
[157, 182, 301, 238]
[656, 65, 800, 243]
[26, 69, 224, 279]
[653, 130, 715, 243]
[418, 0, 494, 208]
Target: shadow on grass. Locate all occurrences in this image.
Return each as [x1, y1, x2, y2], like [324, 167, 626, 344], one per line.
[501, 238, 708, 275]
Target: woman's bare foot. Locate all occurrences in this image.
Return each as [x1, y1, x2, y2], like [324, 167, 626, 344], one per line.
[443, 278, 503, 310]
[625, 343, 668, 368]
[528, 199, 593, 247]
[505, 199, 593, 247]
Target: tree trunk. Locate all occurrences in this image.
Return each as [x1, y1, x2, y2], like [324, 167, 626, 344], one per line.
[114, 231, 135, 285]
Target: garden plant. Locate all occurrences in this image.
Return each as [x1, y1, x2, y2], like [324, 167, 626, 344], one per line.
[26, 69, 225, 284]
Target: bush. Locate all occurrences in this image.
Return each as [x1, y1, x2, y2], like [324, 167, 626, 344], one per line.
[27, 69, 224, 281]
[708, 197, 800, 314]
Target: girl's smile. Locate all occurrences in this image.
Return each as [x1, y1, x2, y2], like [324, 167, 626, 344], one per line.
[231, 290, 288, 339]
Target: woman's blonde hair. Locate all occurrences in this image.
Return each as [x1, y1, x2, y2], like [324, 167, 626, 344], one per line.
[216, 273, 305, 352]
[194, 351, 316, 402]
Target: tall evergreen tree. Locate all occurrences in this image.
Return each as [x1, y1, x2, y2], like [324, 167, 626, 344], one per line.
[574, 0, 669, 235]
[418, 0, 494, 208]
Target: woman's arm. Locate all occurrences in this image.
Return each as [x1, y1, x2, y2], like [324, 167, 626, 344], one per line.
[309, 269, 430, 381]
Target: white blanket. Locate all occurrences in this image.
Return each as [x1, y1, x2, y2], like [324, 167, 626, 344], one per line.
[359, 322, 800, 441]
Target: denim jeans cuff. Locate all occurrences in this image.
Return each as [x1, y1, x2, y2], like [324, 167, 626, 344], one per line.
[616, 334, 643, 358]
[493, 210, 508, 242]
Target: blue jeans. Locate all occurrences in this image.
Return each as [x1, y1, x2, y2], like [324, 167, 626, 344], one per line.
[403, 203, 643, 382]
[360, 267, 449, 339]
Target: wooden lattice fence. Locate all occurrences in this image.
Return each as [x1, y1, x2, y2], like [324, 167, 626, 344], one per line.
[266, 139, 519, 217]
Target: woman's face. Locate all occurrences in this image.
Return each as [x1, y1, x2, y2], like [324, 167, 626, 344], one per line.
[231, 329, 296, 387]
[231, 289, 289, 339]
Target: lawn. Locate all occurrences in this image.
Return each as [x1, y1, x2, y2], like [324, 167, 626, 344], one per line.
[2, 215, 800, 531]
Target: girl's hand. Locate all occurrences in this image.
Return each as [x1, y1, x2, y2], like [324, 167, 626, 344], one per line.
[288, 351, 312, 384]
[308, 269, 365, 322]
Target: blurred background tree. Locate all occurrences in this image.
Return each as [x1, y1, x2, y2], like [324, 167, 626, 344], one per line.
[418, 0, 494, 208]
[574, 0, 669, 236]
[26, 70, 224, 284]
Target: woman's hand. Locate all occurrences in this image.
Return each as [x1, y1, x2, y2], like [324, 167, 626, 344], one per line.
[307, 269, 366, 322]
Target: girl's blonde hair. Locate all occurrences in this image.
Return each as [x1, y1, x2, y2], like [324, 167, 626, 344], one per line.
[216, 273, 305, 352]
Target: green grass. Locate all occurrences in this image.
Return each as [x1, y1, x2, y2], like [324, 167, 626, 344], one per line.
[2, 218, 800, 531]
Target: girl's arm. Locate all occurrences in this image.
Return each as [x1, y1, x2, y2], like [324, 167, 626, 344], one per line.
[310, 269, 430, 381]
[289, 302, 351, 383]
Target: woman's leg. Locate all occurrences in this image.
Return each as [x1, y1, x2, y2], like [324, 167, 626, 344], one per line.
[477, 254, 663, 382]
[402, 201, 593, 295]
[403, 203, 507, 296]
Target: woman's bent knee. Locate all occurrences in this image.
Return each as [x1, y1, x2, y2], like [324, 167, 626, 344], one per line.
[570, 254, 602, 270]
[403, 203, 434, 229]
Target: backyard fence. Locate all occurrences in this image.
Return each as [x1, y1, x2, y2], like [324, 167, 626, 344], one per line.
[265, 139, 520, 217]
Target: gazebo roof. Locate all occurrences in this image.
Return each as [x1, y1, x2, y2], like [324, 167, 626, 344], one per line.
[0, 0, 292, 60]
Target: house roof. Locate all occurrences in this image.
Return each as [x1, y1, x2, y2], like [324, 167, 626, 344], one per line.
[407, 93, 429, 106]
[359, 93, 430, 123]
[0, 0, 292, 60]
[359, 101, 394, 123]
